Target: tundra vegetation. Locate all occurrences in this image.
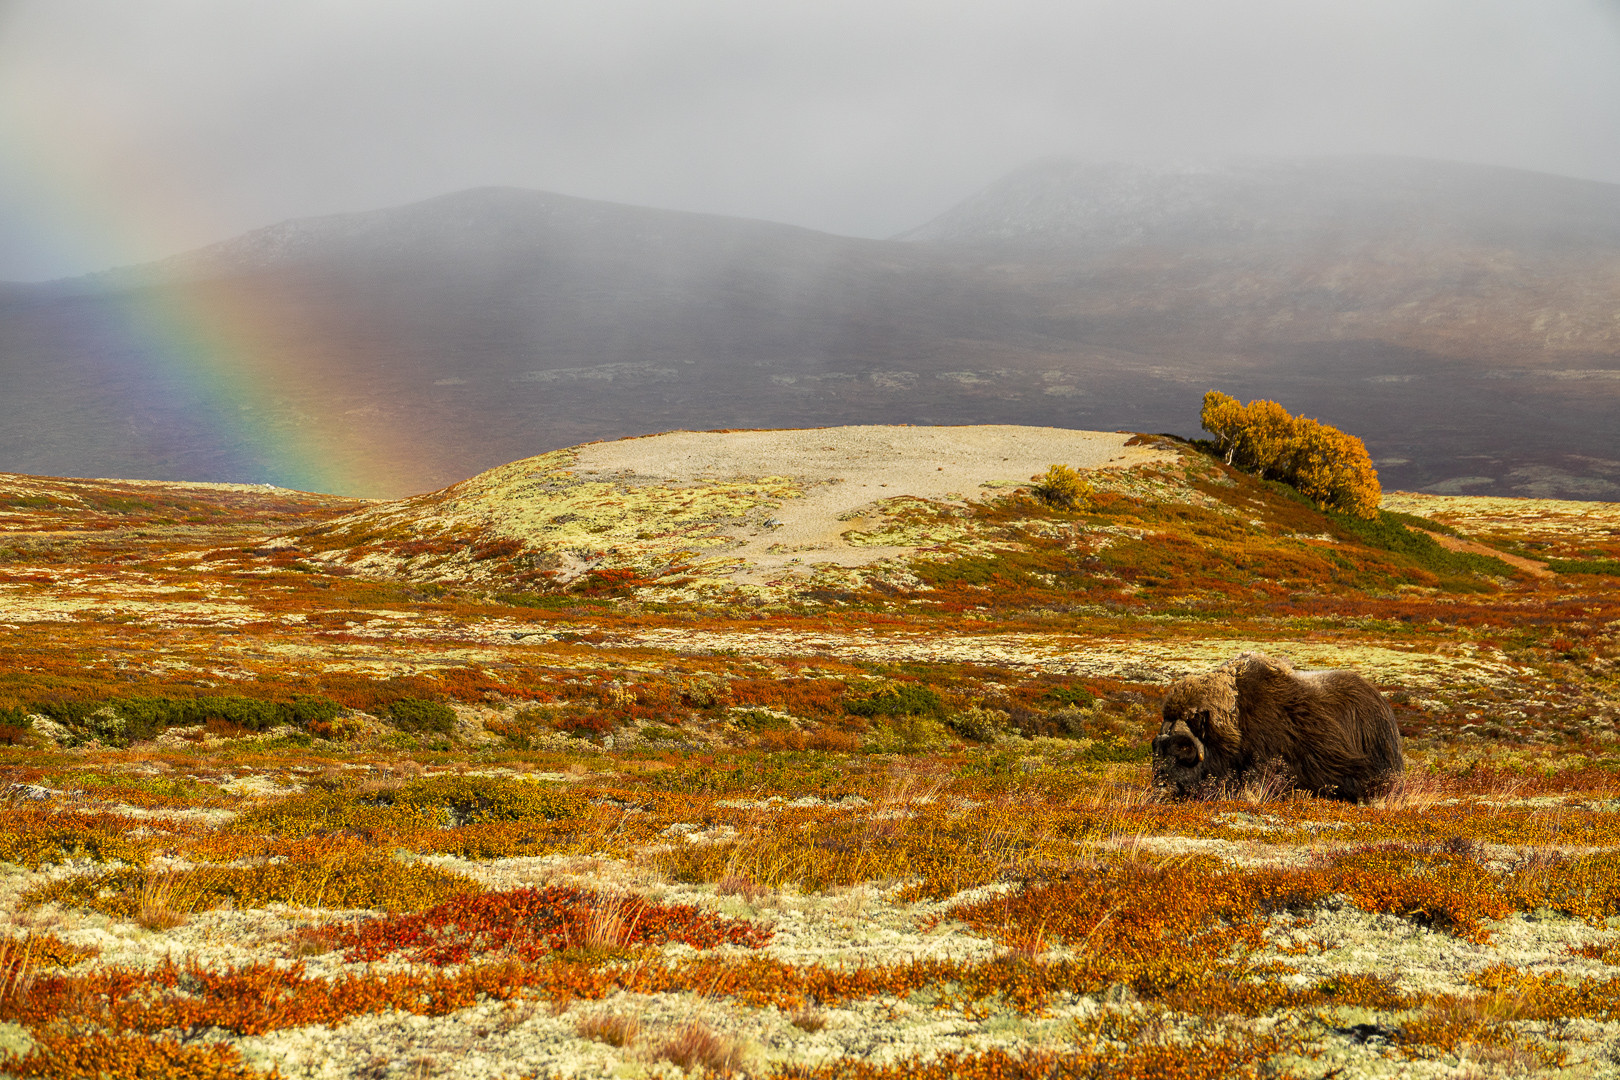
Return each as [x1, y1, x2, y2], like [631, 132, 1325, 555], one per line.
[0, 424, 1618, 1079]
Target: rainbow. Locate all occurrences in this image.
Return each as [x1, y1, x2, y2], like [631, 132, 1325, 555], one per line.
[1, 92, 430, 499]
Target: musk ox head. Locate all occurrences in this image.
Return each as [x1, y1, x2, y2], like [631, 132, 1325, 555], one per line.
[1151, 667, 1242, 795]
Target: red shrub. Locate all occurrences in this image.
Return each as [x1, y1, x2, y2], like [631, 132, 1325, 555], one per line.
[330, 886, 773, 964]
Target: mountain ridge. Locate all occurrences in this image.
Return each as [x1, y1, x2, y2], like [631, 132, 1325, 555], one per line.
[1, 155, 1616, 500]
[897, 154, 1620, 252]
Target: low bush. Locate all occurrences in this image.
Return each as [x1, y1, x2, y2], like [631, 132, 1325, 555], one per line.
[846, 682, 945, 720]
[1329, 509, 1515, 582]
[2, 1031, 267, 1080]
[24, 842, 480, 916]
[484, 707, 552, 748]
[387, 698, 457, 733]
[327, 885, 772, 964]
[19, 695, 345, 747]
[865, 715, 951, 754]
[0, 705, 32, 746]
[391, 774, 584, 825]
[0, 808, 154, 869]
[226, 774, 585, 840]
[1546, 558, 1620, 577]
[946, 706, 1011, 743]
[1031, 464, 1090, 509]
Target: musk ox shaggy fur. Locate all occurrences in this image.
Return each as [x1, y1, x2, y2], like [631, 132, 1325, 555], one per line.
[1152, 651, 1403, 802]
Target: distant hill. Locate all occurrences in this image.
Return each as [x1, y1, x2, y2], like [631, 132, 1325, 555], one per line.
[2, 158, 1617, 499]
[289, 425, 1176, 595]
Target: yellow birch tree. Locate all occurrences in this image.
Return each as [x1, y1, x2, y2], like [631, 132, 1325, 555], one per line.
[1199, 391, 1381, 517]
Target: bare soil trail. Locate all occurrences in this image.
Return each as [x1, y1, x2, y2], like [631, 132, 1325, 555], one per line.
[1417, 529, 1553, 577]
[573, 425, 1172, 582]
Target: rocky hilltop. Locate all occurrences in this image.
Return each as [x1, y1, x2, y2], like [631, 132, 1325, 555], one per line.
[292, 425, 1176, 598]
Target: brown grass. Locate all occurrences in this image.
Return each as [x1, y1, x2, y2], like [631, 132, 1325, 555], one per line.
[716, 874, 770, 903]
[653, 1020, 749, 1075]
[576, 892, 647, 952]
[789, 1006, 828, 1033]
[576, 1009, 641, 1047]
[135, 870, 189, 931]
[1374, 767, 1451, 811]
[0, 934, 34, 1009]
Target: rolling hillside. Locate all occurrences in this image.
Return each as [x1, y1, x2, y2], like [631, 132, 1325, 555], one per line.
[1, 427, 1619, 1076]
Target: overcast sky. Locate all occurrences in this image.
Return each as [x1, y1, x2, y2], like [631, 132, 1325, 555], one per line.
[1, 0, 1617, 281]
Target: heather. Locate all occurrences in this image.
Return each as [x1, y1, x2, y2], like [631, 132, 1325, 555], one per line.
[1, 428, 1617, 1077]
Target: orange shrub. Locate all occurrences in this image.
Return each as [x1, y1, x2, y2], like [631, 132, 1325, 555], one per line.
[1200, 390, 1380, 517]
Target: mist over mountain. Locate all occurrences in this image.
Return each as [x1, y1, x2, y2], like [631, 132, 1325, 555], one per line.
[901, 156, 1620, 251]
[2, 157, 1617, 500]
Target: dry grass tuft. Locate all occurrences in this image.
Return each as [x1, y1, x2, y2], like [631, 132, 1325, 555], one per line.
[1375, 768, 1451, 811]
[0, 934, 34, 1008]
[716, 874, 770, 903]
[576, 1009, 641, 1047]
[582, 893, 645, 951]
[135, 870, 189, 931]
[789, 1005, 828, 1033]
[652, 1020, 749, 1075]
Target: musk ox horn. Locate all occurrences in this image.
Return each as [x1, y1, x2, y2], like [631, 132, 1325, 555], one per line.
[1167, 719, 1203, 763]
[1153, 719, 1205, 769]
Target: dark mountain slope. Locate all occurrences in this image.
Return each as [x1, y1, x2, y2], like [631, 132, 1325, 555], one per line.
[2, 162, 1617, 499]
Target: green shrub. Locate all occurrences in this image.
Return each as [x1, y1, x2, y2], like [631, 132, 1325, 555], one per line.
[1546, 558, 1620, 577]
[1045, 706, 1095, 738]
[846, 683, 945, 719]
[1081, 740, 1153, 764]
[231, 776, 584, 838]
[728, 710, 792, 733]
[23, 694, 347, 746]
[1380, 509, 1458, 537]
[282, 696, 344, 727]
[0, 705, 34, 745]
[392, 775, 583, 825]
[117, 696, 279, 733]
[388, 699, 457, 733]
[1043, 686, 1097, 709]
[1330, 509, 1515, 582]
[865, 715, 950, 755]
[33, 705, 141, 748]
[946, 706, 1011, 743]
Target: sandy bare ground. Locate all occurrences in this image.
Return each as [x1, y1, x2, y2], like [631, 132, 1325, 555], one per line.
[573, 426, 1172, 581]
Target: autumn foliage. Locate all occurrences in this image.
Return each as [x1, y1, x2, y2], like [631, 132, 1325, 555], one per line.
[328, 885, 773, 964]
[1200, 390, 1381, 517]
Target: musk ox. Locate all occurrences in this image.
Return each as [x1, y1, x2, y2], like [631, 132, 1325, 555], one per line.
[1152, 651, 1403, 802]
